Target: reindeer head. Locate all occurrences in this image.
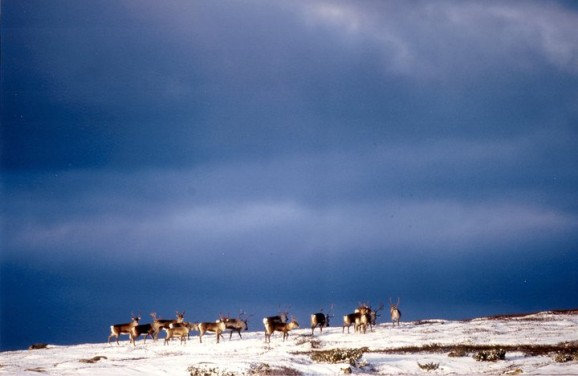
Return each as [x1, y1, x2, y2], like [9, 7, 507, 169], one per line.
[130, 311, 141, 321]
[389, 297, 400, 312]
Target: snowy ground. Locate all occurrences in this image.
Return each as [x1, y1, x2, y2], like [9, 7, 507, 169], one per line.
[1, 310, 577, 375]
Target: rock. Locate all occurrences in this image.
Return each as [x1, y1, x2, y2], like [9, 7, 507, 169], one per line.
[28, 343, 48, 350]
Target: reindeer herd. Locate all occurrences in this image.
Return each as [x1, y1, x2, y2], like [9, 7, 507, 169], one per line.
[108, 299, 402, 347]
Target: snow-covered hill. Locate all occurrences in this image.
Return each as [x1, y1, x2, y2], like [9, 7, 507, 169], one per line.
[1, 310, 577, 375]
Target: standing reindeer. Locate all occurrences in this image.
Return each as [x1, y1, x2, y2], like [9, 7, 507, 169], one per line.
[370, 303, 385, 326]
[108, 314, 140, 345]
[343, 303, 378, 334]
[264, 317, 299, 343]
[342, 312, 358, 333]
[390, 297, 402, 326]
[129, 323, 155, 347]
[164, 322, 197, 345]
[265, 308, 289, 326]
[354, 304, 372, 334]
[310, 306, 332, 335]
[222, 312, 249, 340]
[150, 311, 185, 341]
[198, 318, 227, 343]
[261, 309, 289, 339]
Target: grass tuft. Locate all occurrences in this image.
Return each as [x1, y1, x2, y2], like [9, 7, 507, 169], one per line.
[417, 361, 440, 371]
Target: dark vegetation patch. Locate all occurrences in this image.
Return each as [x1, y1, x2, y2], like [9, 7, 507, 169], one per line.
[554, 353, 578, 363]
[79, 355, 107, 364]
[28, 343, 48, 350]
[310, 347, 368, 365]
[188, 366, 237, 376]
[473, 348, 506, 361]
[188, 363, 302, 376]
[417, 361, 440, 371]
[461, 308, 578, 322]
[248, 363, 302, 375]
[364, 342, 578, 358]
[414, 320, 445, 326]
[25, 367, 46, 373]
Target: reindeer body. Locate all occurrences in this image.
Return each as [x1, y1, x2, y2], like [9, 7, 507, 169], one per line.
[150, 311, 185, 341]
[109, 316, 140, 345]
[342, 312, 360, 333]
[390, 298, 402, 326]
[310, 313, 329, 335]
[223, 317, 248, 340]
[164, 322, 195, 345]
[129, 323, 154, 346]
[354, 305, 373, 334]
[390, 306, 401, 326]
[198, 321, 226, 343]
[265, 313, 288, 325]
[355, 311, 372, 334]
[264, 319, 299, 343]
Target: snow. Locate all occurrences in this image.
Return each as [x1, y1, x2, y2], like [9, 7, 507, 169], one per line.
[1, 311, 577, 375]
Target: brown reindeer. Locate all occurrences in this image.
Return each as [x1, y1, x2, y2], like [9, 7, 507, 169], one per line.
[150, 311, 185, 341]
[198, 319, 226, 343]
[311, 306, 333, 335]
[354, 304, 372, 334]
[222, 312, 249, 340]
[108, 314, 140, 345]
[264, 317, 299, 343]
[370, 303, 385, 326]
[163, 322, 197, 345]
[390, 297, 402, 326]
[129, 323, 154, 346]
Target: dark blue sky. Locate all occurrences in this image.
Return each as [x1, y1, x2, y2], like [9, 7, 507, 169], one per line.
[1, 0, 577, 351]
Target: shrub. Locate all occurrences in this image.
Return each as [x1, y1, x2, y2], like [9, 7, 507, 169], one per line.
[473, 349, 506, 361]
[310, 347, 368, 365]
[417, 361, 439, 371]
[188, 366, 237, 376]
[554, 352, 577, 363]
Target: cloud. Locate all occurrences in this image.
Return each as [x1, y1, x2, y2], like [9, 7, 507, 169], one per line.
[4, 1, 577, 173]
[299, 1, 578, 79]
[4, 156, 577, 271]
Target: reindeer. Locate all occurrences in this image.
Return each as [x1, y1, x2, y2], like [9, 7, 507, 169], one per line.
[342, 304, 374, 334]
[264, 318, 299, 343]
[341, 303, 368, 333]
[370, 303, 385, 326]
[169, 321, 199, 341]
[222, 312, 249, 340]
[355, 302, 384, 332]
[264, 309, 289, 325]
[354, 304, 372, 334]
[261, 308, 290, 341]
[150, 311, 185, 341]
[108, 314, 140, 345]
[129, 323, 154, 347]
[342, 311, 360, 333]
[198, 320, 226, 343]
[390, 297, 402, 326]
[163, 322, 196, 345]
[310, 307, 332, 335]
